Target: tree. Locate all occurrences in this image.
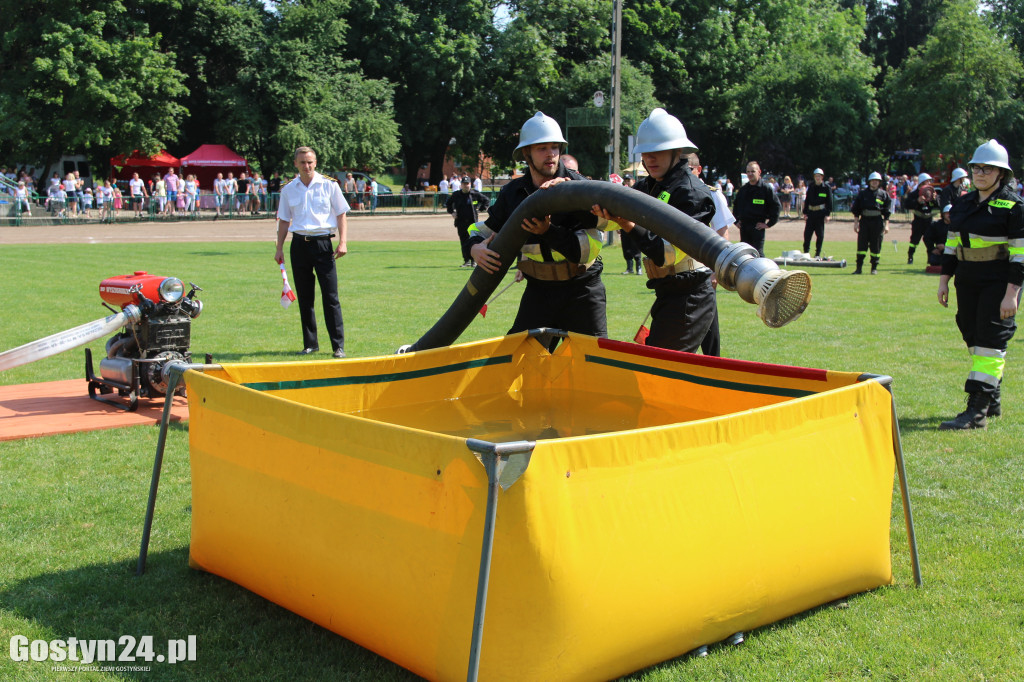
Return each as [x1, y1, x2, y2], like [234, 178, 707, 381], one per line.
[342, 0, 497, 187]
[0, 0, 187, 174]
[621, 0, 774, 176]
[734, 0, 878, 177]
[541, 57, 660, 179]
[882, 0, 1024, 161]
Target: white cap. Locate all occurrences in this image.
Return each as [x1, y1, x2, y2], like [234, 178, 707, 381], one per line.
[813, 168, 824, 176]
[868, 172, 882, 182]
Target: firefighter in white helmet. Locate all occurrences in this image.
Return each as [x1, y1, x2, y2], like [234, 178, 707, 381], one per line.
[802, 168, 832, 258]
[851, 171, 890, 274]
[905, 172, 939, 265]
[591, 108, 721, 354]
[939, 167, 969, 222]
[468, 112, 608, 338]
[937, 139, 1024, 429]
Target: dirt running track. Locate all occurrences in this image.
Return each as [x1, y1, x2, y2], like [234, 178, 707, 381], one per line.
[1, 213, 911, 245]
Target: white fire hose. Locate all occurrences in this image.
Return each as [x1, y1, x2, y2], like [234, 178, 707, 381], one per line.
[0, 305, 141, 372]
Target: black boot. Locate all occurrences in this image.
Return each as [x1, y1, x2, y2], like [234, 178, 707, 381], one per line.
[939, 392, 991, 430]
[907, 247, 915, 265]
[870, 258, 879, 275]
[853, 255, 864, 275]
[989, 382, 1001, 417]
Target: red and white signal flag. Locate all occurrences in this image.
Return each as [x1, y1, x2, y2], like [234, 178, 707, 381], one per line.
[280, 263, 297, 308]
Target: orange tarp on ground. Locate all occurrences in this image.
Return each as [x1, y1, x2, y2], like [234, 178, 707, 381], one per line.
[0, 379, 187, 441]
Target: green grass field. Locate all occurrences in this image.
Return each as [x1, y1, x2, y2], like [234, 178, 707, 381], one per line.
[1, 238, 1022, 681]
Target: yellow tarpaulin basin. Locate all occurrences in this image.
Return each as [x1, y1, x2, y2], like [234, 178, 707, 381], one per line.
[184, 331, 905, 681]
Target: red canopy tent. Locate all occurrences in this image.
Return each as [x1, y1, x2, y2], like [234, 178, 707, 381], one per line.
[110, 150, 181, 182]
[179, 144, 251, 189]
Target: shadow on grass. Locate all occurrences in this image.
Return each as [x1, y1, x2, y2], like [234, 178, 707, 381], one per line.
[204, 350, 331, 362]
[617, 592, 877, 680]
[1, 548, 420, 681]
[896, 415, 945, 433]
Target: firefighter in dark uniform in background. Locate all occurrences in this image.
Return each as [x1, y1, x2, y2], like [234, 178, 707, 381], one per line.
[927, 168, 971, 270]
[851, 171, 890, 274]
[469, 111, 608, 338]
[732, 160, 781, 257]
[446, 176, 489, 267]
[591, 108, 719, 354]
[937, 139, 1024, 429]
[906, 172, 940, 265]
[802, 168, 832, 258]
[940, 167, 969, 216]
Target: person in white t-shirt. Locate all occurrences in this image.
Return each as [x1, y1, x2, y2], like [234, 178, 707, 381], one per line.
[472, 176, 483, 192]
[63, 173, 78, 215]
[184, 174, 199, 214]
[274, 146, 350, 358]
[128, 172, 147, 217]
[213, 172, 226, 217]
[354, 176, 366, 210]
[15, 181, 30, 214]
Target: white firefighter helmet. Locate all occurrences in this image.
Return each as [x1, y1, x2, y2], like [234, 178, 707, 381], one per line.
[950, 167, 968, 182]
[969, 139, 1012, 172]
[813, 168, 824, 176]
[867, 171, 882, 182]
[514, 112, 567, 159]
[634, 108, 697, 155]
[917, 172, 932, 184]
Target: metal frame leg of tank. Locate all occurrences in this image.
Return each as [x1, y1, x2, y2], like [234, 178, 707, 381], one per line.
[463, 438, 535, 682]
[859, 373, 922, 586]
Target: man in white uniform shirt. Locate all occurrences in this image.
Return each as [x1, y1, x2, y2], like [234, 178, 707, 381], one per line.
[275, 146, 349, 358]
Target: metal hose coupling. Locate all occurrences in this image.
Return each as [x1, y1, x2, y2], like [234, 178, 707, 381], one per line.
[714, 243, 812, 328]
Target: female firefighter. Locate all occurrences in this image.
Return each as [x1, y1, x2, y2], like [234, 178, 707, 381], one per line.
[937, 139, 1024, 430]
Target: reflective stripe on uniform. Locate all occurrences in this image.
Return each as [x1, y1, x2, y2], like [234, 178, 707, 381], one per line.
[968, 346, 1006, 386]
[468, 221, 493, 240]
[579, 227, 603, 263]
[520, 228, 603, 265]
[1009, 237, 1024, 264]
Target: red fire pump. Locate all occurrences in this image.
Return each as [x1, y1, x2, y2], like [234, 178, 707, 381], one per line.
[86, 271, 204, 411]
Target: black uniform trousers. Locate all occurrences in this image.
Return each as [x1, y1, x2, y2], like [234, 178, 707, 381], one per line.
[509, 267, 607, 339]
[909, 216, 932, 248]
[803, 214, 826, 255]
[926, 221, 948, 266]
[954, 261, 1018, 395]
[290, 236, 345, 352]
[455, 220, 473, 262]
[620, 229, 642, 272]
[738, 220, 767, 257]
[646, 271, 717, 354]
[856, 218, 885, 264]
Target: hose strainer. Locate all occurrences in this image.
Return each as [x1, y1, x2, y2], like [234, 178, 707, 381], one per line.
[752, 269, 812, 328]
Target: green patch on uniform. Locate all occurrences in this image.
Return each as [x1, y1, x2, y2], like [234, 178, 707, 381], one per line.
[658, 191, 671, 203]
[752, 198, 765, 205]
[989, 199, 1015, 209]
[818, 193, 827, 198]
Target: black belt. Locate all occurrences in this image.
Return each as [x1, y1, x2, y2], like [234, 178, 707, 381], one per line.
[296, 233, 335, 241]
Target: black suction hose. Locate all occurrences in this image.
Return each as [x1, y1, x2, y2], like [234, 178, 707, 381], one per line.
[409, 180, 739, 352]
